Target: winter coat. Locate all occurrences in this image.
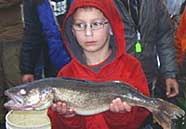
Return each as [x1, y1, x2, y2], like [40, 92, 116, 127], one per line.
[47, 0, 150, 129]
[114, 0, 178, 83]
[20, 0, 72, 77]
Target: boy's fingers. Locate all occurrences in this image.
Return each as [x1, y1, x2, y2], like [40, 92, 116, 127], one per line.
[51, 101, 75, 117]
[110, 98, 132, 113]
[115, 98, 125, 112]
[59, 103, 67, 114]
[123, 102, 131, 112]
[109, 103, 114, 112]
[110, 102, 118, 112]
[112, 99, 119, 112]
[110, 98, 124, 112]
[51, 103, 57, 111]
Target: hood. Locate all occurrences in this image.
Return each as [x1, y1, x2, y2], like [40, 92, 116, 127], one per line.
[62, 0, 126, 64]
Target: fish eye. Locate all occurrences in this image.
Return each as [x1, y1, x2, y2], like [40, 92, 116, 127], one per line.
[19, 89, 27, 95]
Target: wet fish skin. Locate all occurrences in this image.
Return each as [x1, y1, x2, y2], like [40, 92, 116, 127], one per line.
[4, 77, 185, 129]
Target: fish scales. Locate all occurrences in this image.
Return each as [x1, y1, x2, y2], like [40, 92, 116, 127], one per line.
[50, 78, 155, 112]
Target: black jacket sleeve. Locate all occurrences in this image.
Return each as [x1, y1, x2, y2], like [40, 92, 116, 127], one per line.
[156, 0, 178, 79]
[20, 0, 44, 74]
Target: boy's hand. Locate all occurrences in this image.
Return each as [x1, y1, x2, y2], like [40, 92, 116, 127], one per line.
[51, 101, 75, 118]
[110, 98, 131, 113]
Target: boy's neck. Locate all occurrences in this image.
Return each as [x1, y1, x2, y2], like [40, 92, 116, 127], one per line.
[84, 49, 112, 66]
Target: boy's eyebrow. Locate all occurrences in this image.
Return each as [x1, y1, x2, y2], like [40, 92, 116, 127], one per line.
[73, 18, 107, 22]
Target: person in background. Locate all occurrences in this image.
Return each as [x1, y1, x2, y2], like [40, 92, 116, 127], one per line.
[114, 0, 179, 128]
[20, 0, 72, 83]
[48, 0, 150, 129]
[114, 0, 179, 98]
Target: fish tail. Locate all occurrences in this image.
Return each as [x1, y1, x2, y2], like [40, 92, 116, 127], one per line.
[152, 98, 185, 129]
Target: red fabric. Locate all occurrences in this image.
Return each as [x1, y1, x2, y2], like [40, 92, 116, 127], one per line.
[48, 55, 150, 129]
[48, 108, 85, 129]
[175, 9, 186, 65]
[48, 0, 150, 128]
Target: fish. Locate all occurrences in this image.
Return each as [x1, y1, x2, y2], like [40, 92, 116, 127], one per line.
[4, 77, 185, 129]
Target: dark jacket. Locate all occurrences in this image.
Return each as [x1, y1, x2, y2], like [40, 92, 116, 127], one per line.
[48, 0, 150, 128]
[114, 0, 178, 83]
[20, 0, 72, 77]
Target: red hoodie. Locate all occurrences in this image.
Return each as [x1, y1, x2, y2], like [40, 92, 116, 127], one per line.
[48, 0, 150, 129]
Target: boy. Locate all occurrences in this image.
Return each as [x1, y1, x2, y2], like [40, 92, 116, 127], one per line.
[48, 0, 150, 129]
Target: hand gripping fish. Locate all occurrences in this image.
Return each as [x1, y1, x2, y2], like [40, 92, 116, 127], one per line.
[4, 78, 185, 129]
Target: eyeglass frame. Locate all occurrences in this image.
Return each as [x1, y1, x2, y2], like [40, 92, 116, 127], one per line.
[72, 20, 109, 31]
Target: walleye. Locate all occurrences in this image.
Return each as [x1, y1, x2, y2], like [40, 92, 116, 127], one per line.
[4, 77, 185, 129]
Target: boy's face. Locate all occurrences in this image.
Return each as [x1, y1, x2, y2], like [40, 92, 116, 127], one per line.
[72, 8, 111, 54]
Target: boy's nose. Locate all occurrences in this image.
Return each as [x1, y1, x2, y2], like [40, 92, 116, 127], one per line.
[85, 27, 93, 37]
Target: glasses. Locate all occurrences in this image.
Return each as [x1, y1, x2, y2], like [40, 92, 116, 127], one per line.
[72, 20, 109, 31]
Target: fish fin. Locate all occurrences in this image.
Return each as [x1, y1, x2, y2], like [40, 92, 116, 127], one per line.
[153, 110, 172, 129]
[156, 98, 185, 119]
[152, 98, 185, 129]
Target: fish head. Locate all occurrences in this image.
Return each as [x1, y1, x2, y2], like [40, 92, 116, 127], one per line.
[4, 84, 54, 111]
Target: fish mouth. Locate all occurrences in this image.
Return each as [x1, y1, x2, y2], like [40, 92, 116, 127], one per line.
[4, 91, 33, 110]
[4, 90, 23, 104]
[4, 100, 34, 110]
